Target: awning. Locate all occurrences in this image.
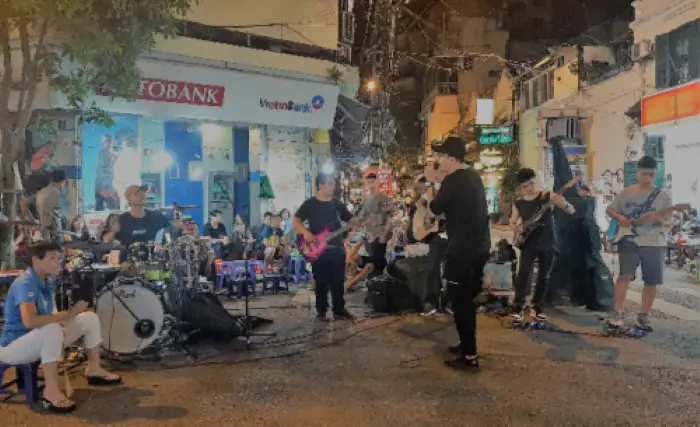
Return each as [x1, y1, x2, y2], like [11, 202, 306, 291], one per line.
[625, 100, 641, 120]
[331, 95, 370, 153]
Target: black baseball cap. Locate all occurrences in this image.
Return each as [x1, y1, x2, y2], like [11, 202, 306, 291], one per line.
[637, 155, 658, 169]
[366, 173, 378, 180]
[431, 136, 467, 161]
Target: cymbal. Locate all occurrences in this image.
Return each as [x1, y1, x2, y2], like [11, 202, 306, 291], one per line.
[160, 205, 199, 212]
[63, 241, 124, 252]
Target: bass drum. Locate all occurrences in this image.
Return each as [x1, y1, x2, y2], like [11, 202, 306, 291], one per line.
[95, 279, 165, 354]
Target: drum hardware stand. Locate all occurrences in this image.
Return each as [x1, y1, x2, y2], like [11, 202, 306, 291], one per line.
[237, 260, 276, 350]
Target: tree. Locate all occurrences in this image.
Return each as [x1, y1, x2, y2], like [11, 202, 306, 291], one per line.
[0, 0, 196, 269]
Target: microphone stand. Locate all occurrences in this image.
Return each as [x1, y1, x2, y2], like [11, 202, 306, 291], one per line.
[212, 178, 276, 348]
[237, 259, 276, 350]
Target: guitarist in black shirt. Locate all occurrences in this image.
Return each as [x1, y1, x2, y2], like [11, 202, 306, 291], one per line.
[509, 168, 574, 321]
[293, 173, 355, 322]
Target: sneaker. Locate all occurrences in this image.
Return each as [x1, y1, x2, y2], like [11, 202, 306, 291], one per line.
[445, 355, 480, 371]
[605, 311, 624, 328]
[316, 313, 329, 322]
[636, 313, 654, 331]
[333, 310, 355, 321]
[421, 304, 438, 317]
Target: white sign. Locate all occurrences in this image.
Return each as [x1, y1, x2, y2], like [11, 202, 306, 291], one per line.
[476, 99, 495, 125]
[51, 58, 340, 130]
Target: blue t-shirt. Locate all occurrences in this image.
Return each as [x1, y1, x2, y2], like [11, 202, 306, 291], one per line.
[0, 269, 56, 347]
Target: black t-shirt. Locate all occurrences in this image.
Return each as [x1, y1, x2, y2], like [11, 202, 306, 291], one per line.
[429, 168, 490, 262]
[515, 192, 557, 250]
[295, 197, 353, 253]
[116, 210, 171, 247]
[204, 222, 227, 239]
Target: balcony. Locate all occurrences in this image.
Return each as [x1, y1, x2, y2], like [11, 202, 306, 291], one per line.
[421, 82, 459, 114]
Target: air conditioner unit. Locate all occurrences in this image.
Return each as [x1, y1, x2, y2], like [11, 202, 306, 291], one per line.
[337, 44, 352, 63]
[546, 117, 582, 144]
[341, 11, 355, 44]
[631, 40, 655, 62]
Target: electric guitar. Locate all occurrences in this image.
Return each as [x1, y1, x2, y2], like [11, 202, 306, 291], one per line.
[297, 218, 367, 262]
[513, 177, 579, 249]
[609, 203, 690, 244]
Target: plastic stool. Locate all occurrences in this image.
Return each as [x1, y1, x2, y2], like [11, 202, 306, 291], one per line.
[0, 361, 40, 403]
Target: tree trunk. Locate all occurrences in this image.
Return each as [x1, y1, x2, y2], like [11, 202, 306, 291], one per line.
[0, 129, 18, 270]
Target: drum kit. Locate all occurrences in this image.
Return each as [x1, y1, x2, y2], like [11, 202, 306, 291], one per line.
[58, 229, 211, 357]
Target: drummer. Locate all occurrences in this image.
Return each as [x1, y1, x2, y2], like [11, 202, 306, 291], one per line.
[0, 241, 121, 413]
[104, 185, 183, 253]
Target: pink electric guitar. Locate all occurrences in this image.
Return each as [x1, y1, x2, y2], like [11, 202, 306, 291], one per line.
[297, 219, 367, 262]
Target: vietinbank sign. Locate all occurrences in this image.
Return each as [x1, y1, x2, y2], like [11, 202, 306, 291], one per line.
[59, 57, 341, 129]
[260, 95, 325, 113]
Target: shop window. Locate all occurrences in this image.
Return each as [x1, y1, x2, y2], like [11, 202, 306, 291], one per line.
[655, 19, 700, 89]
[644, 135, 665, 160]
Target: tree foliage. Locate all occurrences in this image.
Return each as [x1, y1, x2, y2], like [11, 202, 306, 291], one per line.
[0, 0, 196, 268]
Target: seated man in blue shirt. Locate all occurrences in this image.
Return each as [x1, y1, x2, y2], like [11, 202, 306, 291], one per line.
[0, 241, 121, 413]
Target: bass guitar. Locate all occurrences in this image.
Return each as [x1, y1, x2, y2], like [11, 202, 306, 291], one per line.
[513, 176, 579, 249]
[608, 203, 690, 244]
[297, 218, 367, 262]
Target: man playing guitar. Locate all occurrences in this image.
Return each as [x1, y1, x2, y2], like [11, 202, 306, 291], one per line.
[293, 173, 355, 322]
[606, 156, 672, 331]
[509, 168, 574, 322]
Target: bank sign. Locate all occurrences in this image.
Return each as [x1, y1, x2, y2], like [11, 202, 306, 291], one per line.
[260, 95, 325, 113]
[70, 58, 341, 130]
[479, 126, 513, 145]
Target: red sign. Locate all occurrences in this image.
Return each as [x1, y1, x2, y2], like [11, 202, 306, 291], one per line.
[642, 81, 700, 127]
[100, 78, 225, 107]
[363, 168, 394, 198]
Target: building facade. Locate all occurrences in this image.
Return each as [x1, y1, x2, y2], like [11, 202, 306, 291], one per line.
[26, 0, 361, 229]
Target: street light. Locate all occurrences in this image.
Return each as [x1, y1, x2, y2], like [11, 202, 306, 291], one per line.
[366, 80, 377, 91]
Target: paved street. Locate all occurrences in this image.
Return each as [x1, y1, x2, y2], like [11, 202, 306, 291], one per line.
[3, 289, 700, 427]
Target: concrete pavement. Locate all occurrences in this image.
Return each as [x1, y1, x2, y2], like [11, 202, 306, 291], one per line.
[3, 291, 700, 426]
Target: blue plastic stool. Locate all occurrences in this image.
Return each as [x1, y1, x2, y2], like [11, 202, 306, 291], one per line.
[0, 361, 40, 403]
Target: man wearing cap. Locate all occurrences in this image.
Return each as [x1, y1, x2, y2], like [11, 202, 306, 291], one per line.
[112, 185, 182, 248]
[425, 136, 490, 370]
[606, 156, 673, 331]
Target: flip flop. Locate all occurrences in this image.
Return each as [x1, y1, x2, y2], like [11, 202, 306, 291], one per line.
[87, 375, 122, 386]
[37, 397, 76, 414]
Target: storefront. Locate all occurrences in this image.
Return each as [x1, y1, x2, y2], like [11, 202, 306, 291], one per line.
[641, 79, 700, 207]
[51, 54, 340, 229]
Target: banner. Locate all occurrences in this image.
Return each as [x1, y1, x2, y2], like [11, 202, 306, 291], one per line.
[363, 168, 394, 198]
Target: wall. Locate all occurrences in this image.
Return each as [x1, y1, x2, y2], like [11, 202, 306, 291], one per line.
[423, 95, 460, 153]
[155, 37, 360, 98]
[187, 0, 338, 50]
[519, 108, 542, 171]
[631, 0, 700, 94]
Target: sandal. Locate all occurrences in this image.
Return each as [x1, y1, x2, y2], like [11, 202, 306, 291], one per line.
[87, 375, 122, 386]
[37, 397, 76, 414]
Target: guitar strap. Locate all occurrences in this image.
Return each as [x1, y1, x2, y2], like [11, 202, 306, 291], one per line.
[636, 188, 662, 217]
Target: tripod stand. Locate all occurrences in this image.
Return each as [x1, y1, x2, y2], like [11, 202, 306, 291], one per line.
[235, 259, 276, 350]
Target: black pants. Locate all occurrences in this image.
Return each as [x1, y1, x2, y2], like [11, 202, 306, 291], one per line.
[445, 256, 485, 356]
[369, 241, 388, 274]
[311, 251, 346, 315]
[424, 237, 446, 309]
[514, 246, 555, 309]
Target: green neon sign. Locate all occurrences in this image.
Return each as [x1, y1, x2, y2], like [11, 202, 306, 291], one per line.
[479, 126, 513, 145]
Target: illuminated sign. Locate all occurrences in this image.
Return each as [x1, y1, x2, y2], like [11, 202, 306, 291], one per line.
[641, 81, 700, 127]
[479, 126, 513, 145]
